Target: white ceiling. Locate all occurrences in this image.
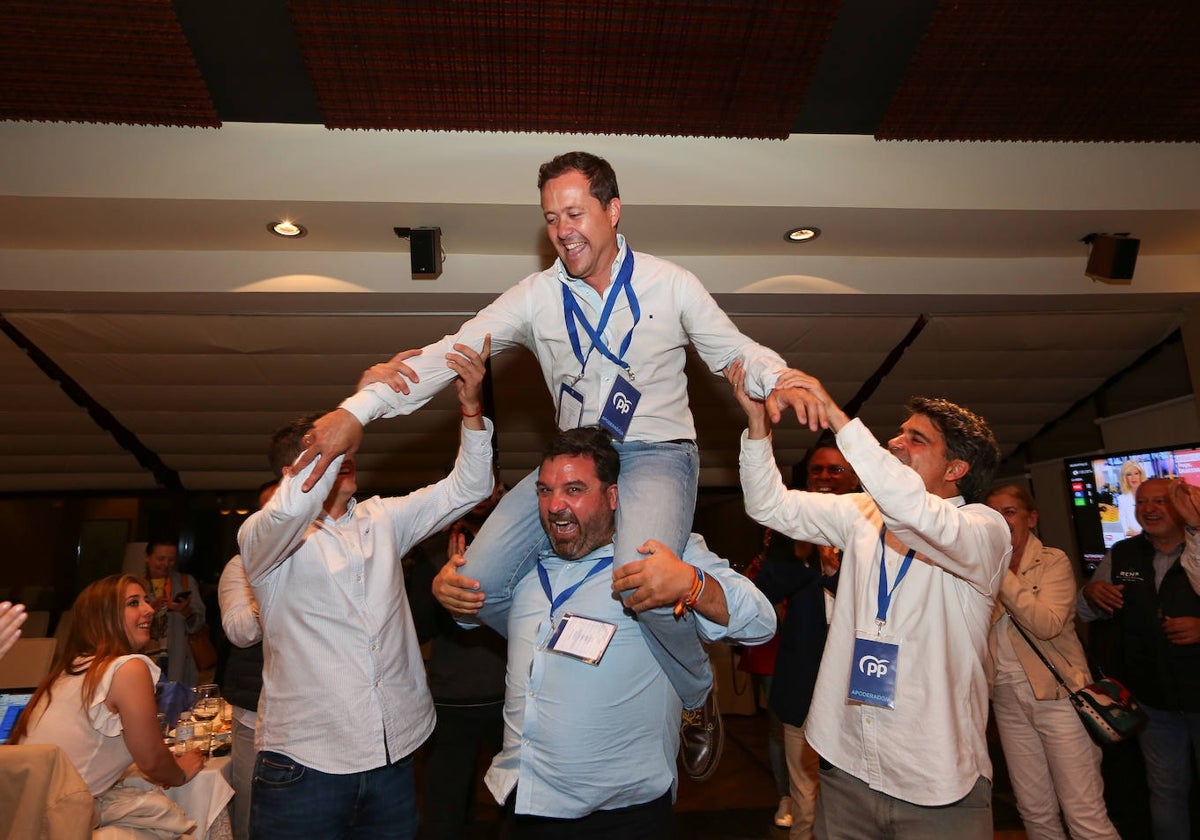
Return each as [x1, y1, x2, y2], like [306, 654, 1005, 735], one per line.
[0, 123, 1198, 493]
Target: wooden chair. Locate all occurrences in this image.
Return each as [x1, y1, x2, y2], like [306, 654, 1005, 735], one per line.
[0, 638, 57, 690]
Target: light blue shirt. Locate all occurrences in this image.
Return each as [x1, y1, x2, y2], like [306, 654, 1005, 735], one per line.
[483, 534, 775, 818]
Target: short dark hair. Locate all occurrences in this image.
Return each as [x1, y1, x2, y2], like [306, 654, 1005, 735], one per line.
[144, 536, 177, 557]
[537, 152, 620, 207]
[541, 426, 620, 487]
[905, 397, 1000, 504]
[268, 412, 326, 477]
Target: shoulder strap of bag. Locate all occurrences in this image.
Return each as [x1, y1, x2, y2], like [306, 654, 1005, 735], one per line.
[1006, 613, 1076, 695]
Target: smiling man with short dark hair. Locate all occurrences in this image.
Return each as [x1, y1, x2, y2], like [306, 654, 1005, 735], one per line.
[433, 426, 775, 836]
[728, 362, 1010, 839]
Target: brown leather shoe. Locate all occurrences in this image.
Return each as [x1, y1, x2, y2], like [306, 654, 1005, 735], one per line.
[679, 690, 724, 782]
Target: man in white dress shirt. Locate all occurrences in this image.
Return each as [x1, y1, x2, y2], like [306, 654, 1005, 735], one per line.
[727, 362, 1010, 840]
[237, 340, 494, 840]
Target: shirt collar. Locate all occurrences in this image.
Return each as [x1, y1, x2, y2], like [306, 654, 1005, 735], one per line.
[1153, 540, 1185, 561]
[538, 541, 616, 565]
[554, 234, 628, 288]
[318, 495, 358, 526]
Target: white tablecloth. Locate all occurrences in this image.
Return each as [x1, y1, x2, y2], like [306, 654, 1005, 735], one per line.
[128, 754, 234, 840]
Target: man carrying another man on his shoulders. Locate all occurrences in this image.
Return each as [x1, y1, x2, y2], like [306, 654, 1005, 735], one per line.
[433, 426, 776, 837]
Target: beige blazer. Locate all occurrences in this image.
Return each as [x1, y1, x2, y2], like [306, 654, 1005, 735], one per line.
[987, 535, 1093, 700]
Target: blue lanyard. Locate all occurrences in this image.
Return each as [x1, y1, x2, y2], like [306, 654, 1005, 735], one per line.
[560, 250, 640, 379]
[876, 526, 915, 627]
[537, 556, 613, 615]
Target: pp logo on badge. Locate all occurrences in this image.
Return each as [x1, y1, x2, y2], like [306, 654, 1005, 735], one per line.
[599, 377, 640, 441]
[858, 654, 890, 678]
[850, 637, 898, 708]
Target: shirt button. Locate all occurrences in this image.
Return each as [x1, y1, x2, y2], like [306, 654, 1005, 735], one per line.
[371, 644, 377, 651]
[356, 575, 362, 583]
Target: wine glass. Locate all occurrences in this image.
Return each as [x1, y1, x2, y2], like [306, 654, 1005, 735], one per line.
[192, 683, 221, 755]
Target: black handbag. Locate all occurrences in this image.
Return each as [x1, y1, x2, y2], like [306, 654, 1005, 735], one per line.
[1007, 615, 1148, 745]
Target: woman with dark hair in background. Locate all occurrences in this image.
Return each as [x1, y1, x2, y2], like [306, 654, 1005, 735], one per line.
[143, 537, 206, 687]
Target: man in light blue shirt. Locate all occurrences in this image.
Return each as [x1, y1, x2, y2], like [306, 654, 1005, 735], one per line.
[434, 426, 775, 835]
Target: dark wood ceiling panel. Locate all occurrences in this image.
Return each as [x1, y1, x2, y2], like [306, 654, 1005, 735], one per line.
[877, 0, 1200, 142]
[0, 0, 219, 127]
[290, 0, 838, 138]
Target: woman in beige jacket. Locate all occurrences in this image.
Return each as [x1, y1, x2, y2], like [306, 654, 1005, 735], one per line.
[986, 485, 1118, 840]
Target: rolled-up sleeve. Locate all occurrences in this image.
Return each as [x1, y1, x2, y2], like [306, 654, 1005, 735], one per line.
[681, 534, 776, 645]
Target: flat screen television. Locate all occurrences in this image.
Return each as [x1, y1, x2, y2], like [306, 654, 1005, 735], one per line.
[1064, 442, 1200, 574]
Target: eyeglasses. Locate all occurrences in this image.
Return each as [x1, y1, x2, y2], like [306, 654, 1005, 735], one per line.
[808, 465, 848, 476]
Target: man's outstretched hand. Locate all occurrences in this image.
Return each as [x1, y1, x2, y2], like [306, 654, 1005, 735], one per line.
[766, 369, 848, 433]
[357, 348, 423, 393]
[292, 409, 365, 492]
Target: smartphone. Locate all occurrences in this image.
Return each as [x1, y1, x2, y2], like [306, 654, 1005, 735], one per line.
[173, 590, 192, 602]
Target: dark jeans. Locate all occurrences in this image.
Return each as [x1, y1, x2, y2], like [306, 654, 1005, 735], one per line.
[511, 789, 672, 839]
[250, 750, 417, 840]
[421, 701, 505, 839]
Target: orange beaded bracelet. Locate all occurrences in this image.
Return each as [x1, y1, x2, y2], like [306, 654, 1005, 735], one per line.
[673, 565, 706, 618]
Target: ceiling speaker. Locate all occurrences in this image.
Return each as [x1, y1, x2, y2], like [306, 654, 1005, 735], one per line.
[1085, 235, 1139, 283]
[408, 227, 442, 279]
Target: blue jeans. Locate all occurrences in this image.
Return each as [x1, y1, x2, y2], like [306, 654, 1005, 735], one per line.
[250, 751, 417, 840]
[1139, 704, 1200, 840]
[463, 438, 711, 707]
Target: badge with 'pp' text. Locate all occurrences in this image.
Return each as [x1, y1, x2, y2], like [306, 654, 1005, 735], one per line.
[848, 634, 900, 709]
[598, 375, 640, 441]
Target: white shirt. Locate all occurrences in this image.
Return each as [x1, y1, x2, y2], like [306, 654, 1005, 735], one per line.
[340, 237, 788, 442]
[219, 555, 260, 649]
[218, 555, 261, 728]
[238, 421, 494, 774]
[739, 418, 1010, 806]
[23, 654, 160, 796]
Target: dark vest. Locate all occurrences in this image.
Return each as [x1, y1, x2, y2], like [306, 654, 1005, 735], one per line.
[1109, 534, 1200, 711]
[222, 641, 263, 712]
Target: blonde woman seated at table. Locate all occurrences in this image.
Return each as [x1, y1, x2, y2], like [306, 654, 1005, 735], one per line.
[9, 574, 207, 834]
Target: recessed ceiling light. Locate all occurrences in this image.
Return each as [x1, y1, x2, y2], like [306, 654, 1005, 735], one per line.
[269, 220, 307, 238]
[784, 227, 821, 243]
